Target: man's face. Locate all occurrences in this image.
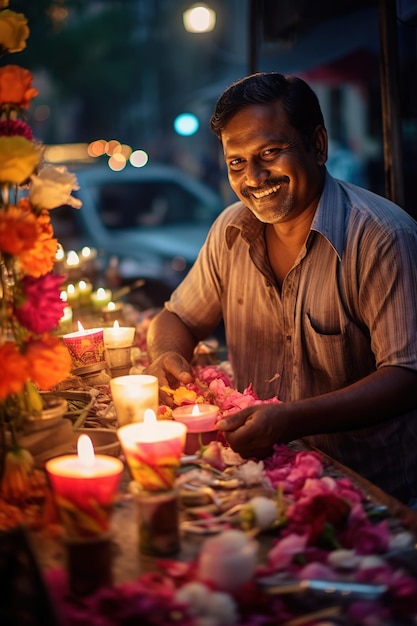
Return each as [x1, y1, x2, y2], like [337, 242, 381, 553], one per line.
[221, 101, 327, 224]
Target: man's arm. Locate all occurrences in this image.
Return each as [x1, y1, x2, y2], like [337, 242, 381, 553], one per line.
[217, 366, 417, 458]
[145, 308, 199, 403]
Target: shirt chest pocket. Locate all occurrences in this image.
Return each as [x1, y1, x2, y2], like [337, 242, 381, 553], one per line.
[302, 312, 373, 389]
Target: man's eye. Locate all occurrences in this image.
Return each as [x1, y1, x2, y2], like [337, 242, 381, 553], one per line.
[229, 159, 244, 170]
[262, 148, 279, 159]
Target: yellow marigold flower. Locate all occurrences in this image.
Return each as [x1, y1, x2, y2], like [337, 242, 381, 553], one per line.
[0, 205, 38, 255]
[0, 10, 29, 54]
[0, 136, 41, 185]
[0, 342, 29, 401]
[18, 210, 57, 277]
[172, 386, 198, 405]
[26, 335, 72, 390]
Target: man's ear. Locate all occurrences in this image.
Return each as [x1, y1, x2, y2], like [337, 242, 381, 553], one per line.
[312, 125, 328, 165]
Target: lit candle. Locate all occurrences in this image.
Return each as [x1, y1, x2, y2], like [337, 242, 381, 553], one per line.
[117, 409, 186, 491]
[66, 250, 80, 269]
[45, 434, 123, 538]
[172, 404, 219, 432]
[110, 374, 159, 425]
[66, 282, 79, 306]
[80, 246, 97, 262]
[58, 305, 73, 334]
[102, 301, 124, 324]
[103, 321, 135, 348]
[172, 404, 220, 455]
[91, 287, 112, 309]
[77, 279, 93, 306]
[62, 321, 105, 367]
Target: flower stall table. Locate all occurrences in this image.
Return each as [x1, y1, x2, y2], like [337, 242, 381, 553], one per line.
[18, 436, 417, 626]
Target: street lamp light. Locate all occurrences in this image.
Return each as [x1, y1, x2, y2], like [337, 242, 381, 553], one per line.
[183, 3, 216, 33]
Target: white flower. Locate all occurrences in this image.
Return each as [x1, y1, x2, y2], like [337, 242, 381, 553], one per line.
[176, 582, 238, 626]
[29, 165, 82, 210]
[198, 530, 258, 591]
[241, 495, 278, 530]
[235, 459, 265, 486]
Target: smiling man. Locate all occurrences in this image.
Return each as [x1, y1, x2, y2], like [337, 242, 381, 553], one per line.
[145, 72, 417, 506]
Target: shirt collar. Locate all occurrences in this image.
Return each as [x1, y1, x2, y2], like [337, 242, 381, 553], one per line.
[225, 171, 346, 260]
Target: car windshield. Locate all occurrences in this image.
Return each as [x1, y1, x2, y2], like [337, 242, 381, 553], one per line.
[95, 181, 212, 231]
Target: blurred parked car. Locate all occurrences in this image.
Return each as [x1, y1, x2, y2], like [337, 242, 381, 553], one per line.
[51, 163, 224, 305]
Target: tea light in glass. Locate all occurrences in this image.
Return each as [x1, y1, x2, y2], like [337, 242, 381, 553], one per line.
[77, 279, 93, 306]
[91, 287, 112, 309]
[110, 374, 158, 425]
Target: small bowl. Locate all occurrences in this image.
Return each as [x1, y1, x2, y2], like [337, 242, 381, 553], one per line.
[72, 428, 121, 457]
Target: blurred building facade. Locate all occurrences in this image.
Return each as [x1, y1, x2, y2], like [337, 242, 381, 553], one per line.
[9, 0, 417, 215]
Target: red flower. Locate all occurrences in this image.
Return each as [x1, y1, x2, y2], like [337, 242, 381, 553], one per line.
[287, 493, 351, 547]
[14, 273, 66, 333]
[0, 119, 32, 140]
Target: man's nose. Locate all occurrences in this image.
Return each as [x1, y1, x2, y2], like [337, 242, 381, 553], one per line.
[245, 160, 269, 187]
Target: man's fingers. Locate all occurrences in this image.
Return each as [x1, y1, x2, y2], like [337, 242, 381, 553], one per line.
[217, 411, 249, 432]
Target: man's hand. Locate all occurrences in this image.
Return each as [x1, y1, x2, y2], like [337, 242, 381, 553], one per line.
[144, 351, 194, 406]
[217, 404, 291, 459]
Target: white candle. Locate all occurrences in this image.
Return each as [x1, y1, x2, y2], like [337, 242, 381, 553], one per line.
[103, 321, 135, 348]
[110, 374, 159, 426]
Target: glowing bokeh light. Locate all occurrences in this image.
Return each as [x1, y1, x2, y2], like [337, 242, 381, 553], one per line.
[108, 153, 126, 171]
[183, 4, 216, 33]
[174, 112, 199, 136]
[130, 150, 149, 168]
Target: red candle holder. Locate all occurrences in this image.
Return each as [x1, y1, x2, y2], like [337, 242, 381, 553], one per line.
[62, 327, 104, 367]
[45, 439, 123, 539]
[45, 435, 124, 595]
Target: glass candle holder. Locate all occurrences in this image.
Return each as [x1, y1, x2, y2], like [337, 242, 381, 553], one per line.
[110, 374, 159, 426]
[117, 410, 186, 492]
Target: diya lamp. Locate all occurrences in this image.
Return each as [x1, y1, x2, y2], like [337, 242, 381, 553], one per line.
[118, 409, 187, 556]
[45, 434, 123, 595]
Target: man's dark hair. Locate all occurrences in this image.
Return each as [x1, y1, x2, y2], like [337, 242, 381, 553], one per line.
[210, 72, 325, 148]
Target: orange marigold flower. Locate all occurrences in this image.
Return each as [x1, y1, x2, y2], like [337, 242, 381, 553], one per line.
[0, 342, 29, 401]
[0, 65, 38, 108]
[26, 335, 72, 390]
[0, 205, 37, 255]
[18, 210, 57, 277]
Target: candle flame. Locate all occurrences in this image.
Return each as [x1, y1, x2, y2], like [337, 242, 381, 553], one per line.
[192, 405, 201, 416]
[77, 434, 95, 468]
[113, 320, 120, 329]
[66, 250, 80, 266]
[108, 301, 116, 311]
[77, 320, 85, 332]
[142, 408, 159, 439]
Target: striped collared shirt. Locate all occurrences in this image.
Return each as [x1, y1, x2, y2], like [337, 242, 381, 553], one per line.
[166, 171, 417, 502]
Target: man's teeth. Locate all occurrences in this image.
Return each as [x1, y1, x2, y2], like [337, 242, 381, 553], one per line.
[252, 184, 281, 199]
